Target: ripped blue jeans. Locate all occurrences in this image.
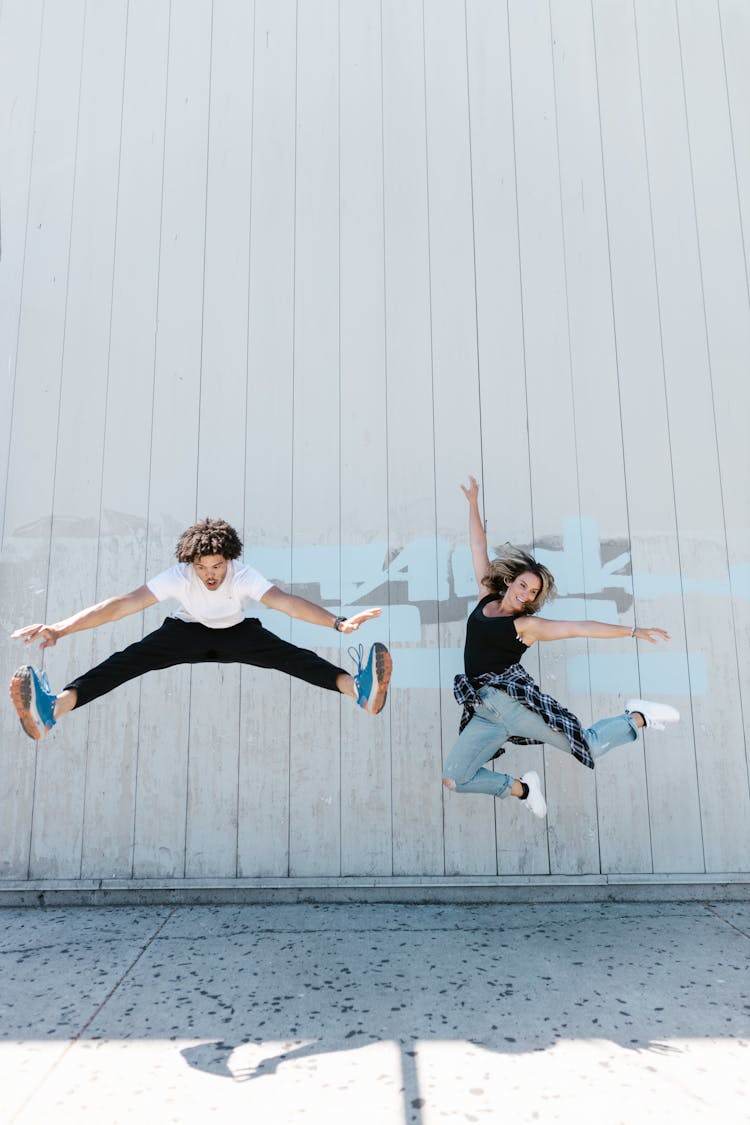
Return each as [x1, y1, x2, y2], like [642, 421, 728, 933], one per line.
[442, 685, 639, 797]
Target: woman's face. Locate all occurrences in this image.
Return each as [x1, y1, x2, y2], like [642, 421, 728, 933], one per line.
[503, 570, 542, 613]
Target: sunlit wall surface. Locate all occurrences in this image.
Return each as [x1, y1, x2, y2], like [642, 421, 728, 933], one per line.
[1, 0, 748, 882]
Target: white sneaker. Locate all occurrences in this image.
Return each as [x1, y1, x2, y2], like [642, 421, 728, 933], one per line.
[625, 698, 680, 731]
[520, 771, 547, 818]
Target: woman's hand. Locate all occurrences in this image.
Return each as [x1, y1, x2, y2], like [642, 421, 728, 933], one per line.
[633, 626, 670, 645]
[460, 475, 480, 506]
[11, 624, 60, 650]
[337, 608, 382, 634]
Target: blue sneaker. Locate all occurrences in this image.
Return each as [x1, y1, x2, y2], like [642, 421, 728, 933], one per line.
[350, 642, 392, 715]
[9, 665, 57, 740]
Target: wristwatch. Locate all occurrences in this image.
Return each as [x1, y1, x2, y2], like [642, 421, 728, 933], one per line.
[333, 616, 347, 632]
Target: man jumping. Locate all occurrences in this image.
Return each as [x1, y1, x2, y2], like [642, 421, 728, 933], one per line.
[9, 518, 392, 741]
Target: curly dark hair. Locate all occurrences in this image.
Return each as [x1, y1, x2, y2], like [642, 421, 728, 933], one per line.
[175, 518, 243, 563]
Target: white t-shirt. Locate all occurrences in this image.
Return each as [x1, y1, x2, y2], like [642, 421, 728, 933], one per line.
[147, 561, 273, 628]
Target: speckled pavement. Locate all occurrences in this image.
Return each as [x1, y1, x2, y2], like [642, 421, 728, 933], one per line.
[2, 902, 748, 1124]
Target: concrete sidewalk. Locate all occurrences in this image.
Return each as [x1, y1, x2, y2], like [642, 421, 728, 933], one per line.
[2, 902, 748, 1124]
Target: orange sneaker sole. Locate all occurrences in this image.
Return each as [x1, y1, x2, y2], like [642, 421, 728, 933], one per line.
[9, 669, 43, 740]
[367, 643, 393, 715]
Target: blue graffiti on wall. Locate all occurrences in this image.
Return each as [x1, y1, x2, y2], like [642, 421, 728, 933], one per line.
[246, 517, 747, 697]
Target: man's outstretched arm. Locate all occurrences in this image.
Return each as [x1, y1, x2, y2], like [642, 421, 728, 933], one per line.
[11, 585, 158, 650]
[260, 586, 381, 634]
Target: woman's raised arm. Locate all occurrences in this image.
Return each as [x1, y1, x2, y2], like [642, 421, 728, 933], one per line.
[460, 476, 491, 592]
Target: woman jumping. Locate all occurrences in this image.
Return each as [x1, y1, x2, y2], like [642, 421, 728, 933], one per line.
[443, 477, 679, 818]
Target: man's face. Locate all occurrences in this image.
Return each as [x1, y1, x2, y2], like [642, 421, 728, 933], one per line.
[193, 554, 230, 591]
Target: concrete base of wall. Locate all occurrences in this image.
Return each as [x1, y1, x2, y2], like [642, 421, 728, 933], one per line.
[1, 874, 748, 907]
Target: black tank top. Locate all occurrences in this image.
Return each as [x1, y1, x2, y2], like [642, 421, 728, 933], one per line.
[464, 594, 528, 677]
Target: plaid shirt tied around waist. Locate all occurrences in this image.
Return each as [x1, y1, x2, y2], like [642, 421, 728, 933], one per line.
[453, 665, 594, 769]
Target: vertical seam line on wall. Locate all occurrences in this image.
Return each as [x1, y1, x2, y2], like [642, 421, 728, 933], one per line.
[44, 0, 87, 649]
[548, 0, 604, 875]
[195, 0, 215, 875]
[715, 0, 750, 799]
[677, 1, 749, 803]
[81, 0, 130, 880]
[288, 0, 299, 878]
[590, 0, 648, 872]
[635, 0, 704, 869]
[0, 0, 44, 549]
[194, 0, 214, 519]
[463, 1, 486, 509]
[7, 0, 44, 877]
[421, 0, 445, 877]
[183, 0, 215, 880]
[506, 1, 535, 548]
[464, 0, 499, 871]
[630, 0, 658, 875]
[337, 0, 343, 878]
[378, 0, 395, 877]
[42, 0, 86, 643]
[717, 0, 750, 304]
[507, 0, 551, 877]
[31, 0, 87, 881]
[238, 0, 257, 880]
[134, 0, 172, 879]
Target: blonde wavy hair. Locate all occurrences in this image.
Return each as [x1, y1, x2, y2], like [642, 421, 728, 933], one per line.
[481, 545, 556, 614]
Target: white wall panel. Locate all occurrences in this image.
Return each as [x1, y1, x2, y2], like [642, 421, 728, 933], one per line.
[238, 0, 296, 878]
[339, 0, 393, 876]
[0, 0, 44, 877]
[423, 0, 493, 877]
[34, 0, 128, 879]
[510, 0, 599, 875]
[594, 0, 704, 872]
[2, 0, 747, 885]
[466, 0, 545, 875]
[5, 0, 87, 879]
[80, 0, 170, 879]
[186, 0, 255, 879]
[382, 0, 444, 876]
[674, 0, 750, 866]
[552, 0, 650, 875]
[0, 0, 42, 540]
[134, 0, 212, 877]
[288, 0, 341, 876]
[720, 1, 750, 289]
[716, 0, 750, 805]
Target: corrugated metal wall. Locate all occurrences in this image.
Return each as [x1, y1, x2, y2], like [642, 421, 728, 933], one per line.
[1, 0, 748, 883]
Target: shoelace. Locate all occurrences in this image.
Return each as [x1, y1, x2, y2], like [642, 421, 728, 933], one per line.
[348, 644, 365, 681]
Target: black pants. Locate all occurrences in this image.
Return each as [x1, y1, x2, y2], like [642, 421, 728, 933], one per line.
[64, 617, 347, 709]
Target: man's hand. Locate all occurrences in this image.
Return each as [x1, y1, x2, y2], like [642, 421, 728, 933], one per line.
[261, 586, 384, 633]
[10, 587, 156, 647]
[337, 608, 382, 634]
[11, 624, 60, 650]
